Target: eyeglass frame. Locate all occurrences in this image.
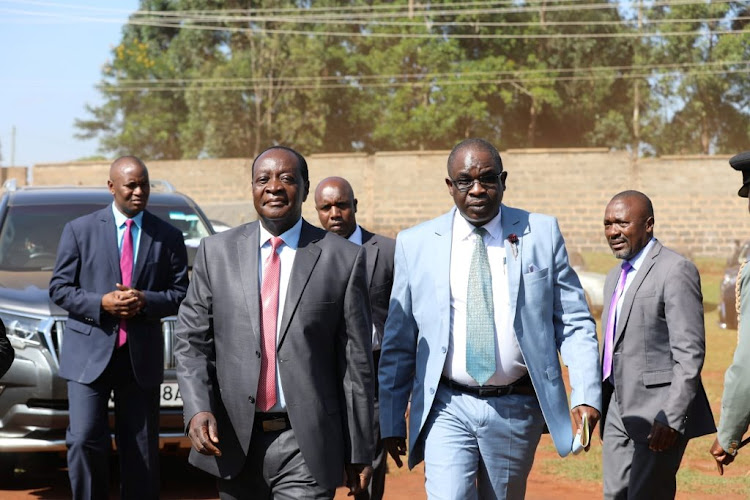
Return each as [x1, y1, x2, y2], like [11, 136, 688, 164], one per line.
[447, 172, 505, 193]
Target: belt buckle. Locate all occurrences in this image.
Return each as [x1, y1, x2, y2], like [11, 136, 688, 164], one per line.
[262, 417, 288, 432]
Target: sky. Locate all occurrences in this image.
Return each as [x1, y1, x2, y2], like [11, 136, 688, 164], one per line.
[0, 0, 140, 168]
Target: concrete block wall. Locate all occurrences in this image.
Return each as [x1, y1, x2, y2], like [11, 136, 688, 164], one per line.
[13, 149, 748, 259]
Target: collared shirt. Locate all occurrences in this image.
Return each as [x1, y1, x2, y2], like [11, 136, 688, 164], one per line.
[615, 237, 656, 319]
[112, 203, 143, 264]
[445, 209, 527, 386]
[346, 224, 380, 351]
[257, 217, 303, 412]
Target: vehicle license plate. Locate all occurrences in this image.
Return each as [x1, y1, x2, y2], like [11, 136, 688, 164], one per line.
[108, 382, 182, 408]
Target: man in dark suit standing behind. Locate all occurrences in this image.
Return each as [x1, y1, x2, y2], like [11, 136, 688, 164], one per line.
[174, 146, 374, 499]
[315, 176, 395, 500]
[49, 156, 189, 499]
[600, 190, 714, 499]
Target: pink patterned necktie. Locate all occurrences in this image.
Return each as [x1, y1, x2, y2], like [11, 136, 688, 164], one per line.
[257, 236, 283, 411]
[602, 261, 632, 381]
[117, 219, 134, 348]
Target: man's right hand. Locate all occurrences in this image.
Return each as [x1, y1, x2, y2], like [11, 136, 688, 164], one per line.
[188, 411, 221, 456]
[383, 437, 407, 468]
[709, 438, 735, 475]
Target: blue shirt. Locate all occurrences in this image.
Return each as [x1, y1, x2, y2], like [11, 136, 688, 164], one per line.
[112, 203, 144, 264]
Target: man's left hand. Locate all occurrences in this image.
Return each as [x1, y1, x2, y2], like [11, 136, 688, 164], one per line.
[116, 283, 146, 316]
[344, 463, 373, 496]
[571, 404, 601, 451]
[647, 420, 679, 452]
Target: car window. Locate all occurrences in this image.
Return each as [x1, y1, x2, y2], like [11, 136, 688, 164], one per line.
[0, 203, 210, 271]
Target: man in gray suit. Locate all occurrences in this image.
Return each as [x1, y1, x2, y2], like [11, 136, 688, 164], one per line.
[315, 176, 395, 500]
[710, 151, 750, 473]
[601, 190, 715, 499]
[174, 146, 375, 499]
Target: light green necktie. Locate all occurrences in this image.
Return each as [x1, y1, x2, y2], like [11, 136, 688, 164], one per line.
[466, 227, 496, 385]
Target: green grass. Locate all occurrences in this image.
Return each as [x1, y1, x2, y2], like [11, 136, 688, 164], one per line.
[538, 253, 750, 495]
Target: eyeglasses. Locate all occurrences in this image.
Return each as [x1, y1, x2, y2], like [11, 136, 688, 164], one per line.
[448, 173, 502, 192]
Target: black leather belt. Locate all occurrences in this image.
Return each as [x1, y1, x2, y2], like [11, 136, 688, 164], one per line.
[440, 375, 535, 397]
[254, 413, 291, 433]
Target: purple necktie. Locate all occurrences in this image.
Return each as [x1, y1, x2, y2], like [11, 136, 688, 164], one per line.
[602, 261, 632, 381]
[117, 219, 134, 348]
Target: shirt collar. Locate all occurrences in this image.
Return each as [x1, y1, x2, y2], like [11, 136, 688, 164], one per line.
[625, 237, 656, 272]
[259, 217, 303, 250]
[453, 208, 502, 242]
[112, 202, 144, 229]
[347, 225, 363, 246]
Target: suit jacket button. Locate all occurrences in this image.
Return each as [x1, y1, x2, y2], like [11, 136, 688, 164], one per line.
[255, 351, 261, 358]
[249, 396, 255, 404]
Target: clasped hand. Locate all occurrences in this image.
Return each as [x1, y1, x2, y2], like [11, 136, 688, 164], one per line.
[102, 283, 145, 318]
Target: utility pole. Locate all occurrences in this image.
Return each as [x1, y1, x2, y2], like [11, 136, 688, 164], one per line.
[632, 0, 642, 161]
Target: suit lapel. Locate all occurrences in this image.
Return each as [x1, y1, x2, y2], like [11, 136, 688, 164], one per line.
[614, 240, 661, 345]
[131, 211, 154, 287]
[432, 211, 454, 334]
[363, 237, 378, 287]
[500, 205, 527, 315]
[100, 208, 121, 283]
[237, 222, 262, 346]
[278, 221, 321, 347]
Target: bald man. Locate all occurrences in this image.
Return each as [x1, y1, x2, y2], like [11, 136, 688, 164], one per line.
[600, 190, 714, 499]
[50, 156, 189, 500]
[315, 177, 395, 500]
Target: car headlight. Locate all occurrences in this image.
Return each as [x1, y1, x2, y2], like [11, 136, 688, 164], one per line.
[0, 312, 43, 348]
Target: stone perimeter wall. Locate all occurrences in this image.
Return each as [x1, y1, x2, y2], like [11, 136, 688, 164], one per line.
[2, 148, 744, 259]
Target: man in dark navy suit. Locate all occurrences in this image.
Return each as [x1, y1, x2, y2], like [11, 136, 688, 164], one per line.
[315, 176, 395, 500]
[49, 156, 188, 499]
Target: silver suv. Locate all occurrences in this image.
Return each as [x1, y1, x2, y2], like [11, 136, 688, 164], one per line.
[0, 181, 214, 477]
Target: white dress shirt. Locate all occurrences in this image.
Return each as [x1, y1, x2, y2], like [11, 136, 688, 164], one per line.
[257, 217, 303, 412]
[444, 209, 527, 386]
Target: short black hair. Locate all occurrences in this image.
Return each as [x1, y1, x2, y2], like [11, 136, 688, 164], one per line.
[611, 190, 654, 219]
[447, 138, 503, 174]
[252, 146, 309, 184]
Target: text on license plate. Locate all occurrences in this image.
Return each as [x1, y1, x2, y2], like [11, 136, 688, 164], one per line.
[108, 382, 182, 408]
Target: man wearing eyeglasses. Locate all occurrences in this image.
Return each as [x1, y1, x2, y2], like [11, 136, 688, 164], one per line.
[379, 138, 601, 499]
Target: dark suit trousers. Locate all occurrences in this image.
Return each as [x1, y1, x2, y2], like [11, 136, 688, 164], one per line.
[603, 390, 688, 500]
[217, 421, 335, 500]
[355, 349, 385, 500]
[66, 345, 160, 500]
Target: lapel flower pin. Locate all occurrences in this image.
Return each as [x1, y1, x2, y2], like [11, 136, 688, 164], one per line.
[507, 233, 519, 260]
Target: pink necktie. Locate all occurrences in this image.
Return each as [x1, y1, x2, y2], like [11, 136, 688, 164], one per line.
[257, 236, 283, 411]
[117, 219, 134, 348]
[602, 261, 632, 381]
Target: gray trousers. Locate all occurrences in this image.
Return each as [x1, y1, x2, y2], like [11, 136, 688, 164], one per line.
[603, 391, 688, 500]
[217, 424, 335, 500]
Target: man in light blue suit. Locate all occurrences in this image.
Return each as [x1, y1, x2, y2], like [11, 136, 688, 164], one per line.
[379, 138, 602, 499]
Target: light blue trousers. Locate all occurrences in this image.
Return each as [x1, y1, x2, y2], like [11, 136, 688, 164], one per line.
[422, 383, 546, 500]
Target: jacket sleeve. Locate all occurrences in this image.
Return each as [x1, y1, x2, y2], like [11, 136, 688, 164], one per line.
[658, 258, 706, 433]
[174, 239, 217, 431]
[49, 222, 106, 323]
[718, 262, 750, 452]
[551, 219, 602, 412]
[378, 234, 418, 439]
